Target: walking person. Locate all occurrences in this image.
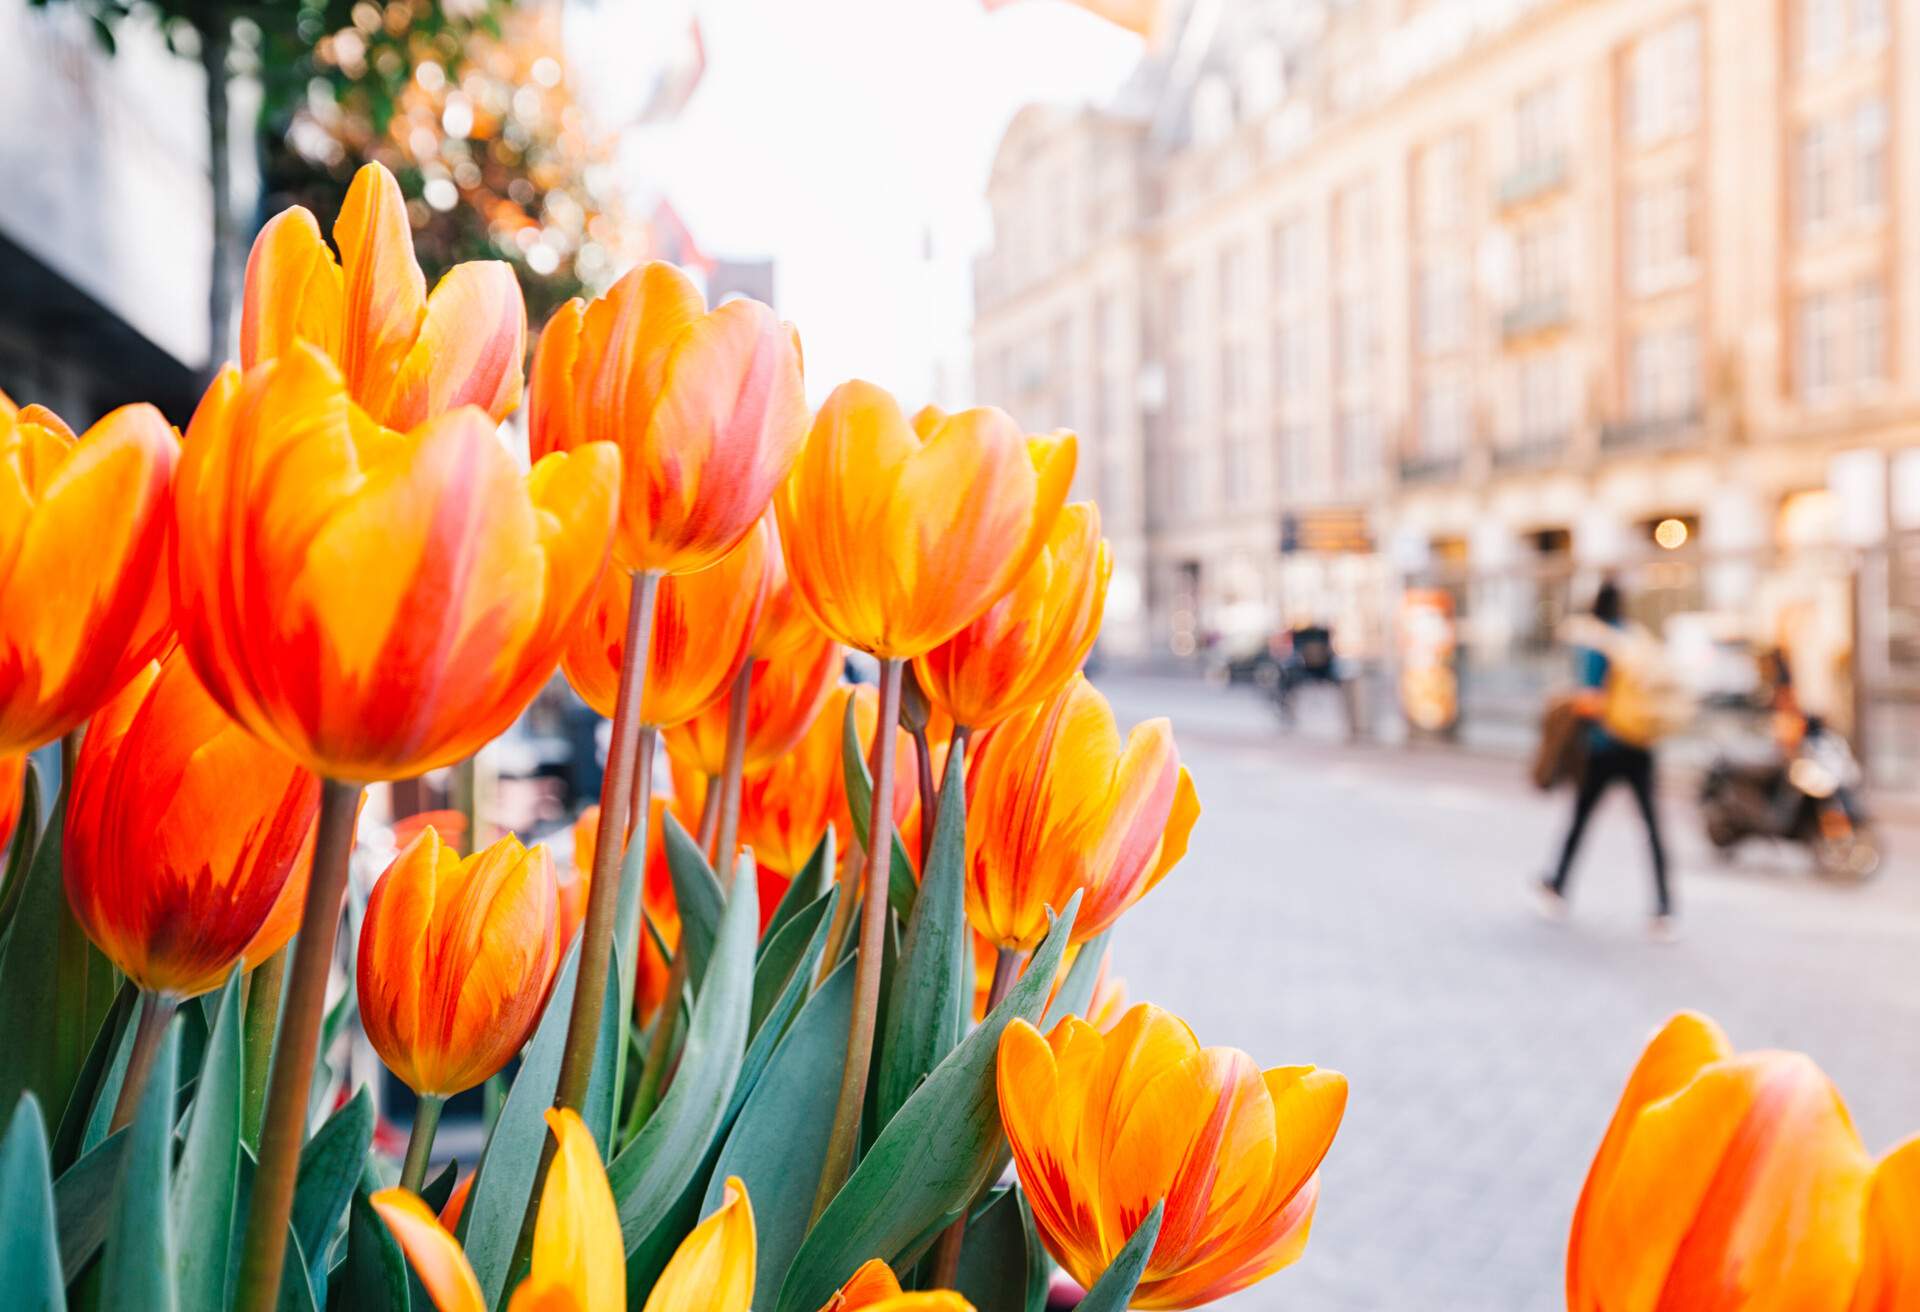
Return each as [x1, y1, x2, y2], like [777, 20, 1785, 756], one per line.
[1536, 580, 1688, 938]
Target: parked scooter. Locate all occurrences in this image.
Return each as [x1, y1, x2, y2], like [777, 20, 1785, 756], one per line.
[1699, 717, 1881, 882]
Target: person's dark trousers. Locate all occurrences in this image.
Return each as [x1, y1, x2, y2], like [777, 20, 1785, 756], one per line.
[1549, 739, 1673, 916]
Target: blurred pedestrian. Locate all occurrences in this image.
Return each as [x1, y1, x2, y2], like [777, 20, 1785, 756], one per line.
[1536, 580, 1689, 938]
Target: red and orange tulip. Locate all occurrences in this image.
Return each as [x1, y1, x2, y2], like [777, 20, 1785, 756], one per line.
[172, 342, 618, 782]
[755, 513, 824, 663]
[915, 501, 1109, 731]
[240, 161, 526, 430]
[664, 627, 840, 778]
[965, 674, 1198, 950]
[64, 652, 319, 998]
[563, 517, 770, 730]
[820, 1260, 973, 1311]
[530, 261, 808, 576]
[0, 392, 177, 755]
[357, 827, 562, 1097]
[998, 1004, 1346, 1308]
[0, 752, 25, 853]
[376, 1108, 632, 1312]
[1569, 1011, 1920, 1311]
[774, 384, 1075, 660]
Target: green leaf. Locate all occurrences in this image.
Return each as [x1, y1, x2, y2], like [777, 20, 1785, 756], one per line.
[0, 787, 122, 1130]
[749, 887, 835, 1039]
[292, 1086, 374, 1297]
[661, 810, 724, 991]
[420, 1159, 460, 1215]
[456, 943, 582, 1307]
[172, 972, 244, 1311]
[838, 697, 917, 923]
[581, 941, 623, 1156]
[226, 1148, 324, 1312]
[1041, 929, 1112, 1031]
[0, 1095, 65, 1310]
[0, 759, 43, 941]
[52, 1127, 124, 1280]
[607, 865, 757, 1252]
[78, 994, 144, 1159]
[955, 1187, 1049, 1312]
[1075, 1201, 1163, 1312]
[775, 892, 1081, 1312]
[760, 827, 834, 952]
[329, 1189, 410, 1312]
[876, 734, 970, 1130]
[49, 980, 135, 1172]
[706, 957, 854, 1312]
[99, 1018, 178, 1312]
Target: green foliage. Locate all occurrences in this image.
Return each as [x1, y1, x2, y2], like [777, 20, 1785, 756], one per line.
[0, 759, 43, 943]
[1075, 1201, 1164, 1312]
[99, 1019, 178, 1312]
[0, 1096, 66, 1311]
[839, 698, 919, 923]
[292, 1088, 375, 1302]
[172, 974, 245, 1311]
[955, 1187, 1050, 1312]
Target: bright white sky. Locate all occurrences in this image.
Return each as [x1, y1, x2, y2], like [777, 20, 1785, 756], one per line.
[569, 0, 1143, 408]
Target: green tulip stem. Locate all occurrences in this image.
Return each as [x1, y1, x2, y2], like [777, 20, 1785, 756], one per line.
[107, 991, 180, 1135]
[398, 1095, 446, 1194]
[926, 944, 1020, 1286]
[240, 946, 289, 1149]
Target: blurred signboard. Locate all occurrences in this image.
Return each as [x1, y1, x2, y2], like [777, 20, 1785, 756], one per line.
[1281, 508, 1374, 555]
[1397, 588, 1459, 734]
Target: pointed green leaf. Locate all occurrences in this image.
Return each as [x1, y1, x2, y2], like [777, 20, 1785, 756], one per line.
[0, 787, 121, 1128]
[331, 1189, 410, 1312]
[1075, 1201, 1163, 1312]
[749, 887, 835, 1039]
[607, 866, 757, 1251]
[775, 892, 1081, 1312]
[955, 1186, 1049, 1312]
[708, 957, 854, 1311]
[292, 1086, 374, 1295]
[581, 941, 623, 1156]
[0, 1095, 65, 1310]
[1041, 928, 1112, 1031]
[661, 811, 724, 991]
[876, 734, 970, 1130]
[99, 1019, 178, 1311]
[838, 697, 917, 922]
[78, 994, 145, 1159]
[759, 826, 833, 952]
[50, 980, 135, 1171]
[52, 1126, 125, 1279]
[420, 1159, 460, 1215]
[172, 972, 243, 1310]
[0, 759, 43, 941]
[456, 943, 581, 1307]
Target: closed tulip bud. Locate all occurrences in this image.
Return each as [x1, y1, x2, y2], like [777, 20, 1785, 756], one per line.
[998, 1004, 1346, 1309]
[531, 262, 808, 576]
[663, 628, 840, 778]
[0, 753, 25, 854]
[775, 383, 1075, 660]
[915, 501, 1109, 732]
[241, 161, 526, 429]
[564, 517, 770, 730]
[1570, 1011, 1920, 1311]
[172, 343, 618, 782]
[820, 1259, 973, 1311]
[64, 652, 320, 998]
[357, 828, 562, 1097]
[998, 1006, 1344, 1306]
[966, 674, 1199, 951]
[0, 392, 177, 754]
[376, 1109, 630, 1312]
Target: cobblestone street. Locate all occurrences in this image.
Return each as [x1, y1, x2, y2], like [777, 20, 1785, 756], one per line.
[1097, 674, 1920, 1311]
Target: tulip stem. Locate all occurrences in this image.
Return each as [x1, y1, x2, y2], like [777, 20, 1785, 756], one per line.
[811, 655, 905, 1221]
[108, 992, 180, 1134]
[235, 778, 364, 1312]
[241, 947, 289, 1149]
[816, 840, 862, 986]
[925, 944, 1019, 1286]
[59, 728, 81, 793]
[398, 1095, 445, 1194]
[695, 773, 720, 853]
[712, 657, 755, 872]
[515, 569, 658, 1273]
[911, 726, 935, 868]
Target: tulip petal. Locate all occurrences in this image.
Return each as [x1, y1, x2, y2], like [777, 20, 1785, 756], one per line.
[381, 261, 527, 429]
[513, 1109, 627, 1312]
[530, 298, 586, 459]
[642, 1173, 755, 1312]
[1851, 1135, 1920, 1312]
[333, 163, 428, 418]
[239, 207, 344, 373]
[373, 1187, 487, 1312]
[822, 1258, 903, 1308]
[576, 261, 706, 454]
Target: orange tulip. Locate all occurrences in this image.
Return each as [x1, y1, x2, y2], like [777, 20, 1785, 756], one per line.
[736, 684, 911, 879]
[970, 936, 1127, 1027]
[376, 1108, 633, 1312]
[998, 1004, 1345, 1309]
[172, 342, 618, 782]
[0, 752, 25, 854]
[820, 1259, 973, 1311]
[0, 392, 177, 754]
[915, 501, 1109, 731]
[1569, 1011, 1920, 1311]
[63, 652, 319, 998]
[642, 1175, 757, 1312]
[530, 261, 808, 576]
[965, 674, 1198, 950]
[663, 628, 840, 777]
[774, 384, 1075, 660]
[564, 517, 770, 730]
[240, 161, 526, 430]
[756, 512, 824, 662]
[357, 827, 561, 1097]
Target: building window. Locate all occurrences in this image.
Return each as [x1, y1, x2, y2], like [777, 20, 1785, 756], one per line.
[1626, 178, 1696, 294]
[1271, 217, 1308, 303]
[1626, 16, 1702, 145]
[1418, 265, 1469, 354]
[1517, 350, 1573, 442]
[1418, 375, 1471, 457]
[1514, 83, 1564, 171]
[1516, 221, 1568, 307]
[1416, 133, 1471, 236]
[1166, 273, 1196, 428]
[1275, 422, 1311, 495]
[1803, 0, 1887, 65]
[1336, 406, 1380, 487]
[1853, 99, 1887, 214]
[1798, 120, 1838, 231]
[1852, 0, 1887, 50]
[1223, 428, 1254, 506]
[1798, 291, 1844, 399]
[1628, 326, 1701, 421]
[1273, 325, 1309, 398]
[1798, 280, 1890, 400]
[1856, 279, 1887, 384]
[1798, 99, 1887, 233]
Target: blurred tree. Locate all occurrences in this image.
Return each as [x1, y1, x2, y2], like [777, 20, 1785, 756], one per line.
[28, 0, 517, 368]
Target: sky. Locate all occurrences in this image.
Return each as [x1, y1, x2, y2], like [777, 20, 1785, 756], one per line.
[567, 0, 1144, 407]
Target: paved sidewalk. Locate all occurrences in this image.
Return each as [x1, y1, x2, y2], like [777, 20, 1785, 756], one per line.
[1098, 674, 1920, 1311]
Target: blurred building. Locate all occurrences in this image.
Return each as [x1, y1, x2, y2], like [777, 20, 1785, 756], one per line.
[974, 0, 1917, 696]
[0, 3, 243, 424]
